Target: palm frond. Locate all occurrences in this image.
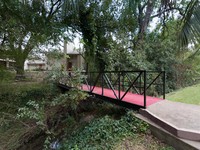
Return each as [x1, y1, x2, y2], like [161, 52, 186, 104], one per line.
[179, 0, 200, 47]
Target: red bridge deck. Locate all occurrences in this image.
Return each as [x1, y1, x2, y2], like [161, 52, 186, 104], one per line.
[81, 85, 163, 107]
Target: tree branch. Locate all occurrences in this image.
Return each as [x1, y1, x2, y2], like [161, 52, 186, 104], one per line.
[0, 34, 7, 46]
[47, 0, 62, 20]
[151, 7, 184, 18]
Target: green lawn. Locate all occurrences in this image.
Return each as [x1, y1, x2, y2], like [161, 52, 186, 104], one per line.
[166, 83, 200, 105]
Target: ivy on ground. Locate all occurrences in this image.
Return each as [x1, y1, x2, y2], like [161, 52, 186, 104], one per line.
[61, 111, 148, 150]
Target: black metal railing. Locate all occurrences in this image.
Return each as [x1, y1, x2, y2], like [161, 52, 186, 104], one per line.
[81, 70, 165, 108]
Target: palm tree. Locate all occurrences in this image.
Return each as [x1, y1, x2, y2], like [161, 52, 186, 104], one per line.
[179, 0, 200, 46]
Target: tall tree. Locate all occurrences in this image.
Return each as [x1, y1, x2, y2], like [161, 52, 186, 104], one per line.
[63, 0, 119, 72]
[0, 0, 66, 76]
[61, 0, 199, 72]
[123, 0, 186, 47]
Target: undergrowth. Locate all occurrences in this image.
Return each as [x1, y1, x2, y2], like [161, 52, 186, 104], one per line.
[61, 110, 174, 150]
[0, 69, 174, 150]
[61, 111, 149, 150]
[0, 69, 15, 82]
[0, 82, 58, 113]
[0, 82, 60, 149]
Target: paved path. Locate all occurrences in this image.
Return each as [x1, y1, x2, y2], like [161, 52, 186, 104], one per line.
[140, 100, 200, 141]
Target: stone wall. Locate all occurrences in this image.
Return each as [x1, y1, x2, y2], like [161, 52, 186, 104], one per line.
[25, 71, 49, 82]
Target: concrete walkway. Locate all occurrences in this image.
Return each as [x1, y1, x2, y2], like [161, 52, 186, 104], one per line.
[140, 100, 200, 141]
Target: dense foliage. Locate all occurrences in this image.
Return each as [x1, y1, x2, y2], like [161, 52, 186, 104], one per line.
[61, 112, 148, 149]
[0, 83, 56, 111]
[0, 0, 200, 90]
[0, 83, 59, 149]
[143, 21, 189, 90]
[59, 0, 200, 91]
[61, 111, 174, 150]
[0, 1, 200, 148]
[0, 0, 69, 75]
[0, 81, 174, 149]
[0, 69, 15, 82]
[0, 69, 89, 149]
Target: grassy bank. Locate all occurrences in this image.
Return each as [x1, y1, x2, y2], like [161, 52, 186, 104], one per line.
[166, 83, 200, 105]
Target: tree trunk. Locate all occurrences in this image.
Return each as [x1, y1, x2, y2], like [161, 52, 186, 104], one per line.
[136, 0, 154, 47]
[15, 56, 26, 80]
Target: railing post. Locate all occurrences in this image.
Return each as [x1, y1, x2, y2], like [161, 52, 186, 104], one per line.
[122, 72, 125, 91]
[144, 71, 147, 108]
[139, 73, 142, 94]
[109, 72, 111, 85]
[118, 71, 121, 100]
[102, 73, 104, 96]
[163, 71, 166, 99]
[89, 72, 92, 92]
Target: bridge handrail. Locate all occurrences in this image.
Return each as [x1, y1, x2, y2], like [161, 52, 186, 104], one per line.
[68, 70, 166, 108]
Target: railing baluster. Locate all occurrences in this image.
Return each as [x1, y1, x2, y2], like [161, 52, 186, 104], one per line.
[141, 72, 162, 94]
[120, 72, 142, 100]
[163, 71, 166, 99]
[85, 76, 90, 91]
[125, 73, 140, 94]
[144, 71, 147, 108]
[103, 74, 119, 99]
[139, 73, 142, 94]
[118, 72, 121, 99]
[122, 72, 125, 91]
[91, 73, 101, 92]
[102, 73, 104, 96]
[89, 72, 92, 92]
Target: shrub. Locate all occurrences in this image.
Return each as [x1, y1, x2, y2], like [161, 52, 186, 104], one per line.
[0, 69, 15, 82]
[16, 88, 88, 149]
[61, 111, 148, 150]
[0, 83, 59, 113]
[0, 68, 88, 149]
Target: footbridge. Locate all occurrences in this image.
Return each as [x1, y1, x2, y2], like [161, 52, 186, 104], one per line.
[58, 70, 166, 109]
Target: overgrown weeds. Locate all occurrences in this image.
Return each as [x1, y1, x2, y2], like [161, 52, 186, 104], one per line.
[0, 82, 59, 149]
[61, 111, 173, 150]
[0, 69, 89, 149]
[0, 68, 174, 150]
[0, 69, 15, 82]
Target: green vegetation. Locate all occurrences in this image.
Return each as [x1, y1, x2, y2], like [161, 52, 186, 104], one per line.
[0, 69, 15, 82]
[0, 82, 60, 149]
[1, 0, 200, 149]
[0, 69, 89, 149]
[114, 136, 174, 150]
[61, 112, 174, 150]
[61, 112, 146, 149]
[0, 82, 57, 112]
[0, 80, 174, 149]
[166, 83, 200, 105]
[1, 0, 200, 78]
[0, 0, 68, 75]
